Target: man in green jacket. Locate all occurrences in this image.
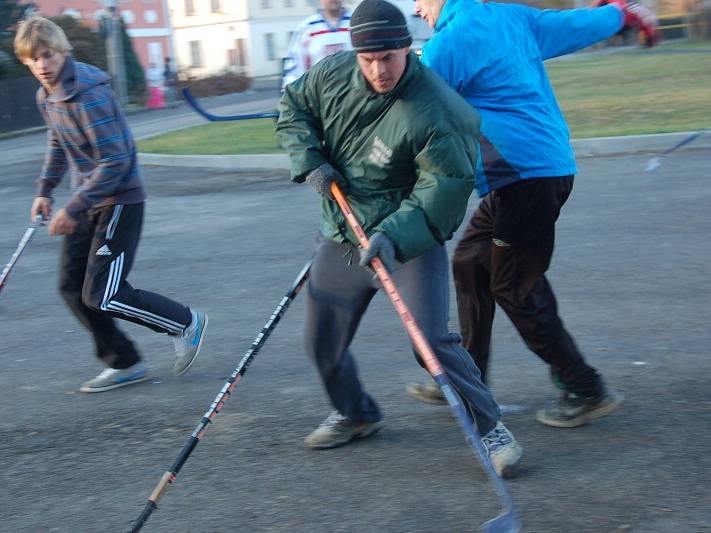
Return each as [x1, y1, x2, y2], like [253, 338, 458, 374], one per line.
[276, 0, 522, 477]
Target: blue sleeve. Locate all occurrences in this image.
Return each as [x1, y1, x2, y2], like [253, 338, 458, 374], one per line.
[526, 4, 624, 60]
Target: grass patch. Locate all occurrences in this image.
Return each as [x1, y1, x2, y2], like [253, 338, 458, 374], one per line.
[138, 41, 711, 154]
[138, 118, 282, 155]
[547, 41, 711, 137]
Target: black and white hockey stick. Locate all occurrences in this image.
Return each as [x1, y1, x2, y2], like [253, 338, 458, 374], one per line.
[181, 87, 278, 122]
[129, 260, 311, 532]
[0, 215, 43, 296]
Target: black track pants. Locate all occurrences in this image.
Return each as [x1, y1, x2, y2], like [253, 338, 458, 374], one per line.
[58, 203, 192, 369]
[452, 176, 603, 396]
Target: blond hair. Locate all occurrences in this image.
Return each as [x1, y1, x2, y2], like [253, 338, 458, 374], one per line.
[14, 15, 73, 60]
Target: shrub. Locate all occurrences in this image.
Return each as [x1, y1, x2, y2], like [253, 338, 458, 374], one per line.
[177, 70, 251, 98]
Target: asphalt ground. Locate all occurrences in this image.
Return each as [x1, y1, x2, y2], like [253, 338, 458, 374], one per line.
[0, 149, 710, 532]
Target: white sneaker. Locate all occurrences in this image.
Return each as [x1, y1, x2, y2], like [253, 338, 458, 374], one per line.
[304, 412, 384, 449]
[173, 309, 208, 375]
[79, 362, 148, 393]
[481, 421, 523, 478]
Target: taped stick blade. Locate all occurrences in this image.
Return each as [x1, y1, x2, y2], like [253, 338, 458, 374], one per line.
[481, 509, 521, 533]
[645, 156, 661, 172]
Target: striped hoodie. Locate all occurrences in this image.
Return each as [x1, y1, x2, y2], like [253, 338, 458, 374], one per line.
[36, 56, 145, 218]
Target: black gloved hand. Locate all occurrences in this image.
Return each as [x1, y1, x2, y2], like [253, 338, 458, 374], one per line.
[305, 162, 349, 199]
[359, 232, 396, 273]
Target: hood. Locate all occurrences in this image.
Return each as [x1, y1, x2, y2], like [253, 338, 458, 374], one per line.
[47, 56, 111, 103]
[435, 0, 477, 32]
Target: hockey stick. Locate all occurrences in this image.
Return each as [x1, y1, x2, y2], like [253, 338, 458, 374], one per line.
[645, 127, 710, 172]
[0, 215, 43, 296]
[129, 260, 312, 532]
[330, 183, 520, 533]
[181, 87, 278, 122]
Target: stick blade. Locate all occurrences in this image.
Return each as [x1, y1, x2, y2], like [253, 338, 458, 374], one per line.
[645, 156, 661, 172]
[481, 510, 521, 533]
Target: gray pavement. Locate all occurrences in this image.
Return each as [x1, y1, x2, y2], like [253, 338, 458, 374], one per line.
[1, 149, 710, 532]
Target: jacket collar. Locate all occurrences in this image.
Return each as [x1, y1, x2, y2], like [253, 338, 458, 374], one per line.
[46, 55, 76, 103]
[352, 51, 420, 99]
[45, 56, 111, 103]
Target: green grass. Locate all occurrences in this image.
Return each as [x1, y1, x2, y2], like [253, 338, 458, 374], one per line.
[138, 118, 282, 155]
[138, 41, 711, 154]
[546, 41, 711, 138]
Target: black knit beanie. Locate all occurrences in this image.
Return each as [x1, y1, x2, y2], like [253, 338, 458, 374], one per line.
[350, 0, 412, 53]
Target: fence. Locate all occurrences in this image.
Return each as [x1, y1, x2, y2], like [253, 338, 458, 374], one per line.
[0, 77, 43, 134]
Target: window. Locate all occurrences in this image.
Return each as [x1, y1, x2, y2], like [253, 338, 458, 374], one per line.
[260, 0, 271, 9]
[264, 33, 275, 61]
[211, 0, 221, 13]
[284, 0, 293, 7]
[228, 39, 246, 68]
[189, 41, 202, 67]
[185, 0, 195, 16]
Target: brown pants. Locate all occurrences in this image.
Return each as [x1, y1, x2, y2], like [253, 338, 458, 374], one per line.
[452, 176, 603, 396]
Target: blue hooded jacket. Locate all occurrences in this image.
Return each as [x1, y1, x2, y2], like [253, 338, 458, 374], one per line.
[421, 0, 623, 196]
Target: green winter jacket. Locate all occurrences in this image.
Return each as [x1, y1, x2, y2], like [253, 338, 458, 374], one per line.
[276, 51, 480, 262]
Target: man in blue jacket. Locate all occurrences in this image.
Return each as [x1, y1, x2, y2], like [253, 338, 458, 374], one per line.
[409, 0, 658, 427]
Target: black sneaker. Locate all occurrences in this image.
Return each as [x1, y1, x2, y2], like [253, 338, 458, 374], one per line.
[536, 390, 623, 428]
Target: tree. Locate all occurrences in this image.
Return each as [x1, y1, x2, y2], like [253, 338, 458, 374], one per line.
[119, 19, 145, 100]
[0, 0, 36, 79]
[0, 0, 35, 37]
[51, 16, 106, 71]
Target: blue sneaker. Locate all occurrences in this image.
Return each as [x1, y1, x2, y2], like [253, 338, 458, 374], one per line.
[79, 362, 148, 393]
[173, 309, 208, 375]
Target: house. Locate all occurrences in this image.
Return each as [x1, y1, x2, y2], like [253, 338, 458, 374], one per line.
[30, 0, 175, 70]
[167, 0, 430, 79]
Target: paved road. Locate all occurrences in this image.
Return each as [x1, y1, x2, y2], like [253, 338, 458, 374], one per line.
[1, 87, 281, 166]
[0, 149, 709, 532]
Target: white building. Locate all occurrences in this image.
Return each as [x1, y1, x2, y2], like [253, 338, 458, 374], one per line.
[168, 0, 430, 79]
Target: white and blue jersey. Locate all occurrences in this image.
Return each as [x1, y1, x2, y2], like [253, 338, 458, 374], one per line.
[282, 9, 352, 89]
[421, 0, 624, 196]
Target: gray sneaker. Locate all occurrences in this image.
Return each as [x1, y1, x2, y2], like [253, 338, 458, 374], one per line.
[481, 421, 523, 478]
[406, 380, 447, 405]
[304, 412, 384, 449]
[79, 362, 148, 393]
[173, 309, 208, 376]
[536, 390, 623, 428]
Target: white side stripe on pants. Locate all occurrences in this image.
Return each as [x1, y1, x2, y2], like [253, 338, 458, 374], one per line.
[100, 251, 184, 334]
[106, 204, 123, 241]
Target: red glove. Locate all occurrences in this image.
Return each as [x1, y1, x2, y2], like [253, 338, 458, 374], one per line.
[596, 0, 661, 47]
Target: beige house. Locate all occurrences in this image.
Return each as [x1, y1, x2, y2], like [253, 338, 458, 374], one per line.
[168, 0, 429, 79]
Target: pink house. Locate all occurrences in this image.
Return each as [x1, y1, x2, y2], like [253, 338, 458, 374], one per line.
[30, 0, 174, 70]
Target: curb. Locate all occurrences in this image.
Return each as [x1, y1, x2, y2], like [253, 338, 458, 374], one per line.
[139, 153, 290, 171]
[571, 130, 710, 157]
[138, 130, 709, 170]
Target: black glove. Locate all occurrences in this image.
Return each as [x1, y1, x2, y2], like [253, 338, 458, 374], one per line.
[305, 162, 349, 200]
[359, 232, 396, 273]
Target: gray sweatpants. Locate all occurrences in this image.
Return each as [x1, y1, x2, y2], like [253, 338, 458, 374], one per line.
[304, 238, 501, 435]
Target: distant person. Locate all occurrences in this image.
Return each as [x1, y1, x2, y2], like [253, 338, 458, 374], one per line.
[163, 56, 178, 108]
[14, 16, 208, 393]
[146, 62, 165, 109]
[408, 0, 659, 427]
[277, 0, 523, 477]
[281, 0, 352, 89]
